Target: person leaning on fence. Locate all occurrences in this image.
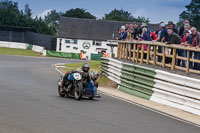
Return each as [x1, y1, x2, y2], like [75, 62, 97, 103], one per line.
[156, 23, 168, 62]
[191, 27, 200, 70]
[138, 27, 149, 59]
[179, 30, 193, 68]
[117, 26, 127, 40]
[165, 28, 182, 64]
[141, 23, 151, 41]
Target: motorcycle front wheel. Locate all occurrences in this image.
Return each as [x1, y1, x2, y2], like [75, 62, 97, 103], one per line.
[74, 81, 83, 100]
[58, 86, 65, 97]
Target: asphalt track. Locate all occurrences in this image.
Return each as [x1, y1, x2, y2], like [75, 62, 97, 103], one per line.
[0, 55, 199, 133]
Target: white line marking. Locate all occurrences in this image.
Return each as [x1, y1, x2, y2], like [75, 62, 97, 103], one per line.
[53, 64, 200, 128]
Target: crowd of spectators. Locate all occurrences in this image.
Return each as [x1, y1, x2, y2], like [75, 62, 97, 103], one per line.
[116, 20, 200, 70]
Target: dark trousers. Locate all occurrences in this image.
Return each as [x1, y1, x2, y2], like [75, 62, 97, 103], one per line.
[194, 52, 200, 70]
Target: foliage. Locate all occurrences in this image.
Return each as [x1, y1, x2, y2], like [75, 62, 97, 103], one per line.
[103, 9, 150, 23]
[62, 8, 96, 19]
[0, 0, 59, 36]
[179, 0, 200, 30]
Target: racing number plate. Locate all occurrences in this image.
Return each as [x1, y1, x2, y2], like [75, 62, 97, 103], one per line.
[73, 73, 82, 80]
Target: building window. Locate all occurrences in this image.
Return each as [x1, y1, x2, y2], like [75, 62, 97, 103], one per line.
[95, 41, 102, 46]
[65, 39, 78, 44]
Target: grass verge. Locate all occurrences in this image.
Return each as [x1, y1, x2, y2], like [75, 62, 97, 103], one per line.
[59, 61, 117, 88]
[0, 47, 41, 56]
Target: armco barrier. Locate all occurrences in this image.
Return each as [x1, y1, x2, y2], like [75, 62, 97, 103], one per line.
[0, 41, 28, 49]
[101, 57, 200, 116]
[32, 45, 44, 53]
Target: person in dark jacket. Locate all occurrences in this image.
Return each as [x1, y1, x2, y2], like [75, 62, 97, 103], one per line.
[167, 28, 182, 44]
[132, 22, 142, 40]
[156, 23, 168, 62]
[165, 28, 182, 63]
[141, 23, 151, 41]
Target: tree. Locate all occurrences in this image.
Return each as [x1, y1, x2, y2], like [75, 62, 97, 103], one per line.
[179, 0, 200, 30]
[62, 8, 96, 19]
[24, 4, 32, 18]
[103, 9, 134, 22]
[103, 9, 150, 23]
[44, 10, 61, 35]
[137, 16, 150, 24]
[0, 0, 21, 26]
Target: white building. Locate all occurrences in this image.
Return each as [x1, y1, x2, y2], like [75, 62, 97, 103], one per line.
[57, 17, 159, 60]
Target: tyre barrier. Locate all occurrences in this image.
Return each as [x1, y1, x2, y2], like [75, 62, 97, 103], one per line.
[101, 57, 200, 116]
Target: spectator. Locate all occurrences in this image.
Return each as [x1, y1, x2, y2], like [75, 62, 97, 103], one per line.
[179, 30, 193, 67]
[132, 22, 142, 40]
[157, 23, 168, 62]
[166, 28, 182, 63]
[138, 27, 149, 59]
[141, 23, 151, 41]
[191, 27, 200, 70]
[168, 21, 178, 34]
[179, 19, 190, 37]
[117, 25, 127, 40]
[151, 31, 157, 41]
[184, 24, 191, 33]
[128, 24, 134, 40]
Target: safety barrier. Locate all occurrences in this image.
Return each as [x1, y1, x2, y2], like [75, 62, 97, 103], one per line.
[0, 41, 45, 54]
[0, 41, 29, 49]
[46, 50, 80, 59]
[101, 57, 200, 116]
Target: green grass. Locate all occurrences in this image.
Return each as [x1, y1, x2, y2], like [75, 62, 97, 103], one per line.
[0, 47, 41, 56]
[61, 61, 111, 86]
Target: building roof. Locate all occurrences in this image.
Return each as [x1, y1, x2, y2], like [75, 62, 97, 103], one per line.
[58, 17, 159, 41]
[0, 26, 37, 32]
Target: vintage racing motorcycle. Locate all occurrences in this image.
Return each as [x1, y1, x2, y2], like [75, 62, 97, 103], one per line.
[57, 70, 101, 100]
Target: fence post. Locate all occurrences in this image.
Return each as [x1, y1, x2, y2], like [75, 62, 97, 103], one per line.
[162, 46, 166, 67]
[136, 44, 139, 63]
[126, 43, 128, 59]
[186, 50, 190, 73]
[140, 44, 144, 64]
[119, 43, 122, 59]
[147, 44, 150, 64]
[171, 48, 176, 70]
[122, 43, 126, 59]
[129, 43, 132, 60]
[133, 44, 136, 62]
[117, 42, 120, 58]
[153, 45, 157, 65]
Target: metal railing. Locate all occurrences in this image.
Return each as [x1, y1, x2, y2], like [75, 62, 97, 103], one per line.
[117, 40, 200, 74]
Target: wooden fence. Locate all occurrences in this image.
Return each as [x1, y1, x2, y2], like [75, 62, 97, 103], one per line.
[117, 40, 200, 74]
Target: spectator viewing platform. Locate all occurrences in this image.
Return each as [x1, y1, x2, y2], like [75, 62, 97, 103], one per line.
[117, 40, 200, 75]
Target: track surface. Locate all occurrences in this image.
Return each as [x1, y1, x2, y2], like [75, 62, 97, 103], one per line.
[0, 55, 199, 133]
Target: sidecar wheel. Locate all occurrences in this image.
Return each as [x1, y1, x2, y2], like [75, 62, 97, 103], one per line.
[89, 96, 94, 100]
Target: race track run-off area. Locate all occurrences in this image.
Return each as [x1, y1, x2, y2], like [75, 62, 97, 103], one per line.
[0, 55, 199, 133]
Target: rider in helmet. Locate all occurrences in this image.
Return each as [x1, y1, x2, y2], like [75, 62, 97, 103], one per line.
[81, 63, 91, 88]
[60, 63, 91, 92]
